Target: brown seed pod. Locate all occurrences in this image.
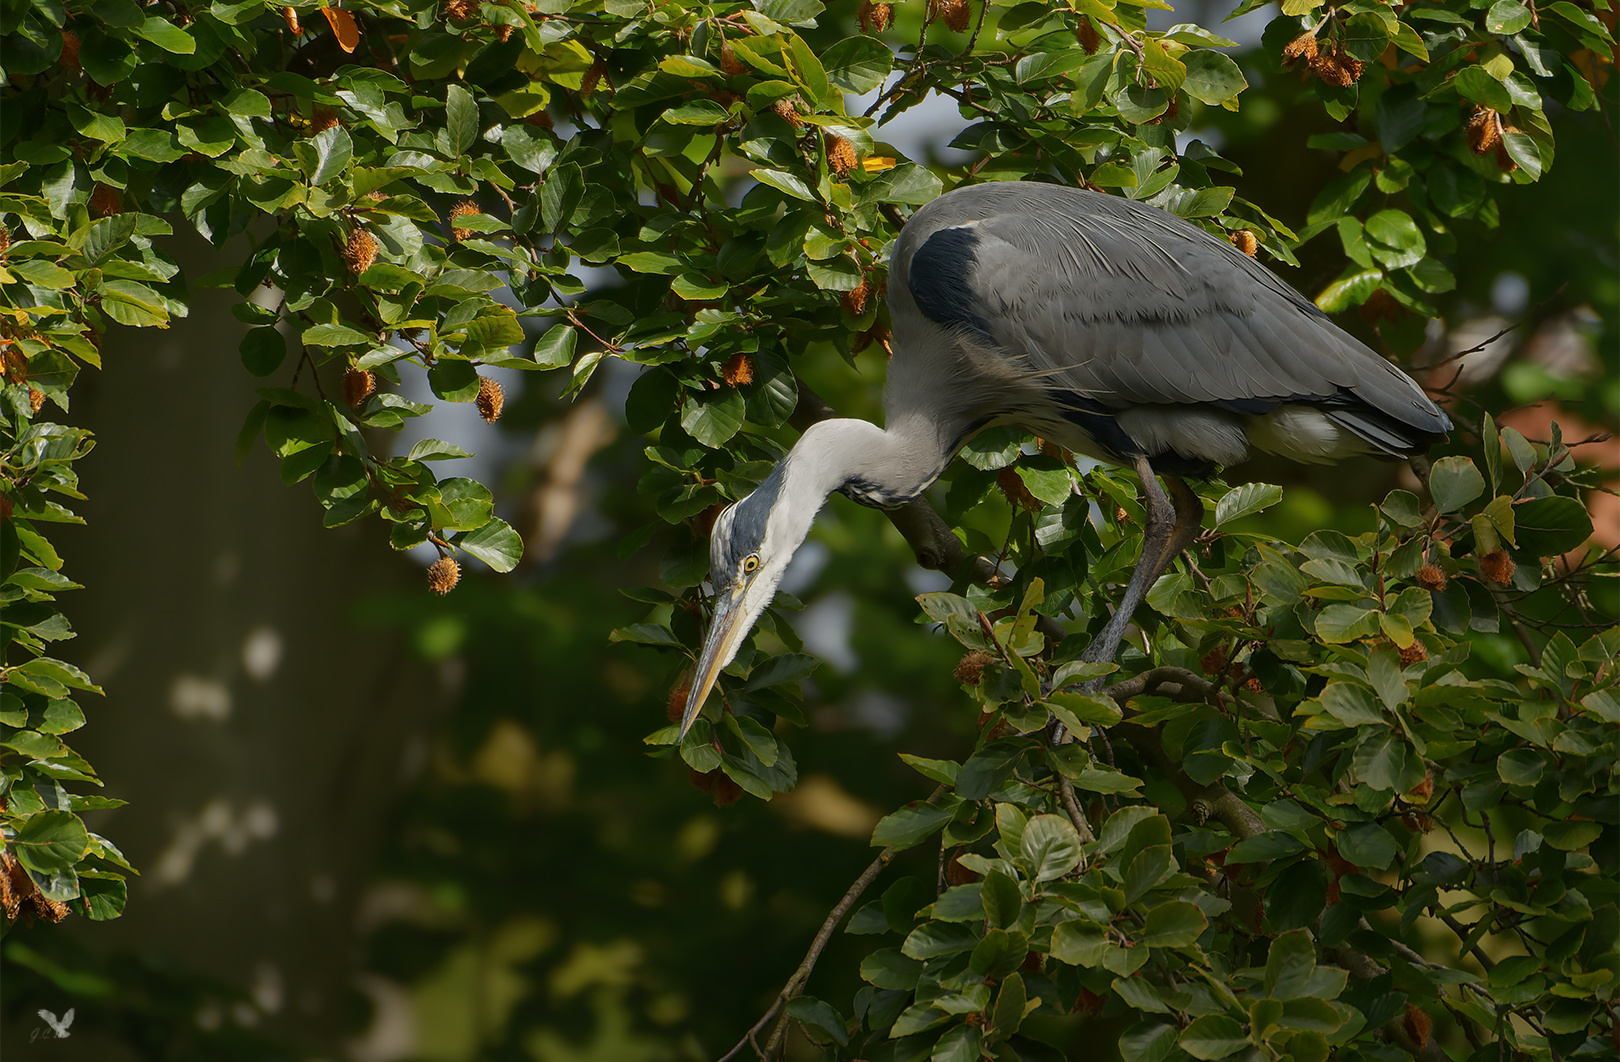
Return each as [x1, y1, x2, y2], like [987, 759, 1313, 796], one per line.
[1467, 105, 1503, 155]
[61, 29, 81, 72]
[1479, 549, 1516, 585]
[841, 276, 870, 316]
[442, 0, 481, 21]
[343, 228, 378, 275]
[1398, 639, 1429, 667]
[0, 228, 9, 259]
[1415, 564, 1448, 591]
[344, 367, 376, 408]
[524, 108, 554, 129]
[28, 388, 44, 415]
[1201, 645, 1229, 676]
[89, 183, 123, 217]
[707, 769, 743, 806]
[1147, 94, 1180, 125]
[495, 23, 514, 42]
[721, 352, 753, 387]
[1282, 31, 1318, 66]
[308, 107, 340, 136]
[1493, 139, 1518, 173]
[1407, 770, 1435, 802]
[942, 0, 971, 33]
[0, 852, 19, 923]
[946, 852, 981, 885]
[1075, 18, 1102, 54]
[1230, 229, 1259, 256]
[0, 495, 11, 520]
[953, 650, 993, 685]
[449, 199, 479, 242]
[719, 38, 745, 76]
[581, 61, 607, 97]
[996, 466, 1041, 511]
[773, 97, 804, 130]
[1402, 1006, 1433, 1050]
[1, 346, 27, 385]
[826, 133, 858, 176]
[476, 375, 505, 422]
[1243, 676, 1264, 693]
[666, 677, 692, 722]
[427, 556, 461, 595]
[1359, 287, 1399, 325]
[858, 0, 894, 32]
[282, 6, 301, 34]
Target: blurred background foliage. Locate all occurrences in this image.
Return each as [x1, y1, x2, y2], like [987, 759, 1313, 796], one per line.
[0, 0, 1616, 1057]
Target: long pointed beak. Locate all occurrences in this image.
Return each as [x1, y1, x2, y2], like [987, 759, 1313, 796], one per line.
[680, 584, 751, 738]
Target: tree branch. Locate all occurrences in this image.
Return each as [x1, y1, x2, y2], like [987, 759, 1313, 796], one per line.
[718, 784, 946, 1062]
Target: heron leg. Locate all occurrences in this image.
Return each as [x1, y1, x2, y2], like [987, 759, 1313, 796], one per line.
[1075, 456, 1204, 686]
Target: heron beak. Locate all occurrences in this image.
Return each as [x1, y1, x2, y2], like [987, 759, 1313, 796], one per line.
[680, 582, 752, 739]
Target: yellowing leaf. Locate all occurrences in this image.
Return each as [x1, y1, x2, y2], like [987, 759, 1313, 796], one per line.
[321, 7, 359, 53]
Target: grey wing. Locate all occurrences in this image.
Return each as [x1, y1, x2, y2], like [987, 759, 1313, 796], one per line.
[893, 183, 1449, 456]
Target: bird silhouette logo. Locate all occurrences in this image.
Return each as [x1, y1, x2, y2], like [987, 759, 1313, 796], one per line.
[34, 1007, 75, 1039]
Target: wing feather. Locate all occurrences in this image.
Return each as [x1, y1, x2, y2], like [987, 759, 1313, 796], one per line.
[892, 183, 1449, 462]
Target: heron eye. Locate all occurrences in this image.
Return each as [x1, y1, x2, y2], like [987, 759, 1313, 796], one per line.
[742, 554, 760, 573]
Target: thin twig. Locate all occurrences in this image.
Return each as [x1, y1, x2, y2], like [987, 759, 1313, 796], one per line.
[718, 786, 946, 1062]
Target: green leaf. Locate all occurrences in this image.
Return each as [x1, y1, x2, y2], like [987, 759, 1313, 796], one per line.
[1353, 731, 1421, 791]
[1337, 823, 1400, 870]
[12, 810, 91, 875]
[303, 323, 374, 347]
[1180, 1015, 1248, 1060]
[1216, 482, 1282, 526]
[680, 389, 745, 448]
[1454, 67, 1513, 112]
[1364, 209, 1425, 269]
[1123, 845, 1174, 902]
[1046, 690, 1122, 726]
[1316, 605, 1379, 643]
[866, 163, 942, 206]
[428, 360, 481, 403]
[931, 1024, 983, 1062]
[533, 324, 578, 369]
[308, 126, 353, 187]
[1265, 932, 1318, 999]
[872, 801, 957, 850]
[900, 921, 979, 960]
[859, 947, 922, 990]
[457, 518, 524, 572]
[1513, 496, 1592, 556]
[1180, 49, 1247, 105]
[1430, 456, 1486, 513]
[752, 168, 816, 202]
[991, 972, 1029, 1035]
[133, 15, 195, 53]
[1141, 900, 1206, 947]
[239, 327, 287, 377]
[1340, 12, 1391, 62]
[446, 84, 478, 157]
[1486, 0, 1534, 33]
[821, 36, 893, 94]
[785, 995, 847, 1047]
[981, 870, 1022, 929]
[1021, 814, 1082, 882]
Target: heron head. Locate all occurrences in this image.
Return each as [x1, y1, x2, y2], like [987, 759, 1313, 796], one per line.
[679, 467, 801, 737]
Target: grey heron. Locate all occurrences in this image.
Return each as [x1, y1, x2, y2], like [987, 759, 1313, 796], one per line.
[679, 182, 1450, 736]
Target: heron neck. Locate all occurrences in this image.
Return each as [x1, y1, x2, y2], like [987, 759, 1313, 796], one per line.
[785, 416, 954, 512]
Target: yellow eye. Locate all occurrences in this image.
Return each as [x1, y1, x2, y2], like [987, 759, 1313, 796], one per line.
[742, 554, 760, 573]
